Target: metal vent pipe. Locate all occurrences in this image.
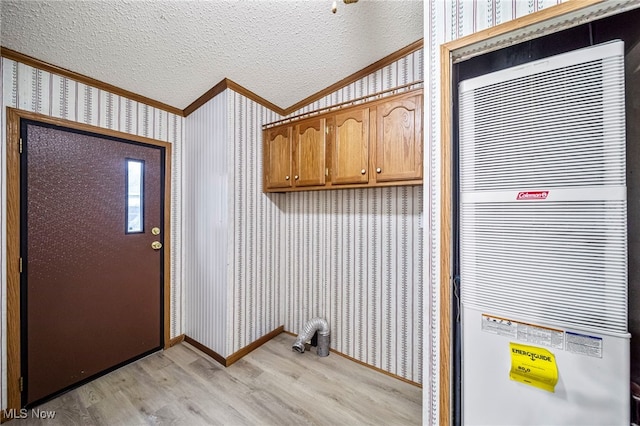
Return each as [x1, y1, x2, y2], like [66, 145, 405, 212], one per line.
[292, 318, 330, 357]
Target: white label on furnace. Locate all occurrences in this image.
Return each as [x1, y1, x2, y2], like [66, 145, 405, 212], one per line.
[517, 323, 564, 349]
[565, 331, 603, 358]
[481, 315, 517, 337]
[481, 314, 564, 349]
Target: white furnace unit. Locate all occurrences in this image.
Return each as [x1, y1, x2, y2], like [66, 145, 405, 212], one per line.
[459, 40, 629, 425]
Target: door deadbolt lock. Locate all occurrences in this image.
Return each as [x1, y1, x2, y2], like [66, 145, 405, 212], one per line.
[151, 227, 161, 235]
[151, 241, 162, 250]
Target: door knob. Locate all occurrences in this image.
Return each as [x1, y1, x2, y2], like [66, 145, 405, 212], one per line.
[376, 167, 382, 173]
[151, 227, 161, 235]
[151, 241, 162, 250]
[361, 169, 366, 175]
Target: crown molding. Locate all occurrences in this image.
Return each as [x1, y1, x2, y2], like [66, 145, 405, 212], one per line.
[226, 79, 287, 115]
[0, 47, 184, 117]
[283, 38, 423, 115]
[183, 78, 286, 117]
[183, 38, 423, 117]
[182, 78, 229, 117]
[2, 38, 424, 119]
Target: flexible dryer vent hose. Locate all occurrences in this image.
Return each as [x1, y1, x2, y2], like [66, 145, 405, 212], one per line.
[292, 318, 330, 357]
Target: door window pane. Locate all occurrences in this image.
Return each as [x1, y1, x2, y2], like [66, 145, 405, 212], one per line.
[126, 159, 144, 233]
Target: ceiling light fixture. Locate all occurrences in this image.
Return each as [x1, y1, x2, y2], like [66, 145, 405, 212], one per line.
[332, 0, 358, 14]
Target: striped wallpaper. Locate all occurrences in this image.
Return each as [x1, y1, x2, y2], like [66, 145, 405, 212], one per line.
[0, 57, 184, 408]
[184, 49, 425, 380]
[183, 91, 231, 356]
[283, 47, 425, 383]
[281, 187, 424, 380]
[184, 89, 284, 357]
[229, 92, 284, 356]
[424, 0, 566, 423]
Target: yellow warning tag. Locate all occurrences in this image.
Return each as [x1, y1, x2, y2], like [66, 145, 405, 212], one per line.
[509, 342, 558, 393]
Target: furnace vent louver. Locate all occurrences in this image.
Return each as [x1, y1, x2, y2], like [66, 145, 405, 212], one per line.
[459, 40, 627, 335]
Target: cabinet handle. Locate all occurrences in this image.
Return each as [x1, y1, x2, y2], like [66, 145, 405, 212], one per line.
[376, 167, 382, 174]
[361, 169, 366, 175]
[285, 175, 290, 180]
[294, 175, 299, 180]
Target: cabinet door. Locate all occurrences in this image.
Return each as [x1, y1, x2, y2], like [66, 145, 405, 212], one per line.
[294, 118, 326, 187]
[332, 107, 369, 185]
[374, 94, 422, 182]
[264, 126, 293, 189]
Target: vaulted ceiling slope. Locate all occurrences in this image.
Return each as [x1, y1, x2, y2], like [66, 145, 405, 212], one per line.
[1, 0, 424, 112]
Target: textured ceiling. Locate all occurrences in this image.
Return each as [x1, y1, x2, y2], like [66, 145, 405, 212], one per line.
[1, 0, 424, 111]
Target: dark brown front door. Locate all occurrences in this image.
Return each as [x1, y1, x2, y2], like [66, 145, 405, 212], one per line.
[21, 120, 164, 406]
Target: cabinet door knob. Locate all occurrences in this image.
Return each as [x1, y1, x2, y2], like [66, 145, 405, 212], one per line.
[376, 167, 382, 174]
[361, 169, 366, 175]
[285, 175, 290, 180]
[294, 175, 299, 180]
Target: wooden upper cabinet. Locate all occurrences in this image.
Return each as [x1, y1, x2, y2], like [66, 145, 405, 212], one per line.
[294, 118, 326, 187]
[263, 125, 293, 189]
[262, 89, 423, 192]
[331, 107, 369, 185]
[374, 93, 423, 182]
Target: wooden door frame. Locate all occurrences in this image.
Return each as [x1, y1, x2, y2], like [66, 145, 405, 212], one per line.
[5, 107, 172, 411]
[435, 0, 640, 423]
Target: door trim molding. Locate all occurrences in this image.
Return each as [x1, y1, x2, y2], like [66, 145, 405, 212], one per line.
[436, 0, 640, 423]
[5, 107, 173, 411]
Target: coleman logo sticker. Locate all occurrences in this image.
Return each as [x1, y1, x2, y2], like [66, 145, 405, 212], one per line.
[516, 191, 549, 200]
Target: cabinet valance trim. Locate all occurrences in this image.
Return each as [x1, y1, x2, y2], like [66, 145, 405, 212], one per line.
[263, 81, 423, 130]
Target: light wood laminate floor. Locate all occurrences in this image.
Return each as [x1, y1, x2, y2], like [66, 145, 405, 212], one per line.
[19, 333, 422, 425]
